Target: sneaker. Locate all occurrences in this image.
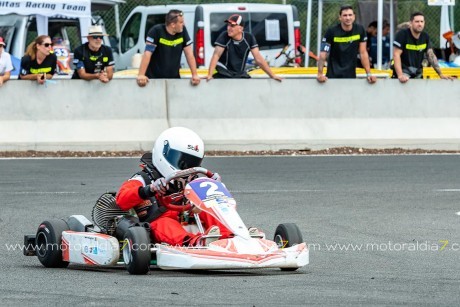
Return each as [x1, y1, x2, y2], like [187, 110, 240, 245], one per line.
[248, 227, 265, 238]
[201, 225, 221, 246]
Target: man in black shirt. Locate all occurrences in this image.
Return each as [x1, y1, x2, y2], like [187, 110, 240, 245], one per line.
[136, 10, 200, 87]
[317, 5, 376, 83]
[206, 14, 281, 81]
[393, 12, 453, 83]
[72, 25, 114, 83]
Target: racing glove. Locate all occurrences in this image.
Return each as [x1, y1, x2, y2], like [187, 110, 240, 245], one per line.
[211, 172, 222, 182]
[150, 178, 168, 195]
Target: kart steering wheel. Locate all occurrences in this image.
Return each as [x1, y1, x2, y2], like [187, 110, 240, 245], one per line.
[161, 167, 215, 212]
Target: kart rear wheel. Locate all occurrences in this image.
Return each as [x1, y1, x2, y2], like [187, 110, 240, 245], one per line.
[123, 226, 151, 275]
[274, 223, 304, 271]
[35, 219, 70, 268]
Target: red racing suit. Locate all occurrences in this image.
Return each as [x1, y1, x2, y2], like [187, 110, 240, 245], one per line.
[116, 169, 232, 246]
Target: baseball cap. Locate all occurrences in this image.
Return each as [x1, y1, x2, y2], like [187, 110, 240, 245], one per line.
[0, 37, 5, 46]
[225, 14, 244, 27]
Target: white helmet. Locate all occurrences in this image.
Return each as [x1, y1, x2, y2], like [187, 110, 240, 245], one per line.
[152, 127, 204, 178]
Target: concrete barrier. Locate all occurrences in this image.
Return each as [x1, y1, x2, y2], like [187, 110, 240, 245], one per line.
[168, 79, 460, 150]
[1, 78, 459, 151]
[0, 80, 169, 151]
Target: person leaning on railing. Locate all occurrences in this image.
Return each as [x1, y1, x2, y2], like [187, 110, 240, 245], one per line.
[317, 5, 376, 84]
[136, 10, 200, 87]
[18, 35, 57, 85]
[392, 11, 454, 83]
[71, 25, 114, 83]
[206, 14, 282, 81]
[0, 37, 13, 87]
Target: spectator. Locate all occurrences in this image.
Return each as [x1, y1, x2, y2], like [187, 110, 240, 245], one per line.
[18, 35, 57, 85]
[366, 21, 378, 51]
[393, 12, 453, 83]
[317, 5, 376, 83]
[358, 20, 377, 68]
[450, 32, 460, 64]
[206, 14, 282, 81]
[136, 10, 200, 87]
[369, 20, 391, 68]
[72, 25, 114, 83]
[0, 37, 13, 86]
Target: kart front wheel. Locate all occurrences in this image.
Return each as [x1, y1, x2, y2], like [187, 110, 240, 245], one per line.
[35, 219, 70, 268]
[122, 226, 151, 275]
[274, 223, 304, 271]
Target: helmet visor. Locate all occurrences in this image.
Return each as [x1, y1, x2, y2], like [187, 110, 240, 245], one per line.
[163, 142, 203, 170]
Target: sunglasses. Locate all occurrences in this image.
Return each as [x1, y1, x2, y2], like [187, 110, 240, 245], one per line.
[228, 23, 240, 28]
[0, 45, 4, 48]
[91, 36, 103, 40]
[171, 11, 184, 20]
[41, 43, 53, 48]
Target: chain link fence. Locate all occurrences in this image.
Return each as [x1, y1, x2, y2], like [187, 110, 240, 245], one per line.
[95, 0, 460, 65]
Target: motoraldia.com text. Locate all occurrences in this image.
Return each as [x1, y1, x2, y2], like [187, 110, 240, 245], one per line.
[3, 240, 460, 253]
[307, 240, 459, 252]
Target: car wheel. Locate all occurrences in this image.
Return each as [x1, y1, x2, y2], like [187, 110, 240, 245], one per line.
[274, 223, 304, 271]
[122, 226, 151, 275]
[35, 219, 70, 268]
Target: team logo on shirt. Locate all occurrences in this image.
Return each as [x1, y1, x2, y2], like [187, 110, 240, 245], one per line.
[406, 43, 427, 52]
[333, 35, 360, 43]
[159, 37, 184, 47]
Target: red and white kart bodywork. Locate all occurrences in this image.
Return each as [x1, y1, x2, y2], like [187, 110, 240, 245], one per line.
[156, 176, 309, 270]
[24, 167, 309, 274]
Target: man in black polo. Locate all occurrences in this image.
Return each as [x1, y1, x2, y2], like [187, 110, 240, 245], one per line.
[206, 14, 281, 81]
[317, 5, 376, 83]
[136, 9, 200, 87]
[393, 11, 453, 83]
[72, 25, 114, 83]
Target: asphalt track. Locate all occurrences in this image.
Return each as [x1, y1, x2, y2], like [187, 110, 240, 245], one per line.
[0, 155, 459, 306]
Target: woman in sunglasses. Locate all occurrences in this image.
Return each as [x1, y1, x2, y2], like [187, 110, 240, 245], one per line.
[18, 35, 57, 85]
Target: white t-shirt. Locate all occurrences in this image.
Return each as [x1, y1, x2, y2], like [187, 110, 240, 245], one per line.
[0, 51, 14, 76]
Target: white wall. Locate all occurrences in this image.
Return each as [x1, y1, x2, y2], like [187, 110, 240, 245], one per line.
[1, 78, 459, 151]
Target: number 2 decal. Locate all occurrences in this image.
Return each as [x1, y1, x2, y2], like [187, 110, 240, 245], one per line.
[200, 181, 224, 196]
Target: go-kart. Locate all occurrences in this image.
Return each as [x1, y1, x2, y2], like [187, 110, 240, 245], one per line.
[23, 167, 309, 275]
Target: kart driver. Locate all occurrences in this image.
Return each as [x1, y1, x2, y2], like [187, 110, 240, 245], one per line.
[116, 127, 232, 246]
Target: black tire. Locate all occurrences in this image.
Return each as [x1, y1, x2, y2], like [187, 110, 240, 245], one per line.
[274, 223, 304, 271]
[122, 226, 151, 275]
[35, 219, 70, 268]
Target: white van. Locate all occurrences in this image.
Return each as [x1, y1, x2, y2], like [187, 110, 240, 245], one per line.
[116, 5, 196, 71]
[116, 3, 301, 70]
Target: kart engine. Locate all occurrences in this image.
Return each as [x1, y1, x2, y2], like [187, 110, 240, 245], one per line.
[92, 192, 128, 235]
